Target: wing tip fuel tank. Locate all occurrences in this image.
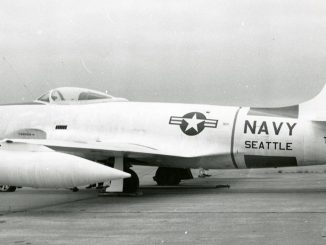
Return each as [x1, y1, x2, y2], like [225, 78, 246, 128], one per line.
[0, 150, 131, 188]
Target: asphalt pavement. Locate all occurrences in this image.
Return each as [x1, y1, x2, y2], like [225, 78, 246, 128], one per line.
[0, 166, 326, 245]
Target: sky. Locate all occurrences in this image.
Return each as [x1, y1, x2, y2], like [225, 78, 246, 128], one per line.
[0, 0, 326, 106]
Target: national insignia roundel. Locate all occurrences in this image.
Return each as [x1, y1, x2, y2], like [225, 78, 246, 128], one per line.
[169, 112, 218, 136]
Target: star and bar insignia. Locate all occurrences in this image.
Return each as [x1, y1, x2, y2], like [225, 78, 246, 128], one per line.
[169, 112, 218, 136]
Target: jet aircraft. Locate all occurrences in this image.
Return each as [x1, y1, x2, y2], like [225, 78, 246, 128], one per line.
[0, 85, 325, 193]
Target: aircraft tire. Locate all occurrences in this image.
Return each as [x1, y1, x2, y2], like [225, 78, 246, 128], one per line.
[123, 168, 139, 193]
[0, 185, 17, 192]
[154, 167, 181, 186]
[70, 187, 79, 192]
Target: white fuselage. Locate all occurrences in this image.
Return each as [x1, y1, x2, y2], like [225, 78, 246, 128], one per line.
[0, 101, 323, 170]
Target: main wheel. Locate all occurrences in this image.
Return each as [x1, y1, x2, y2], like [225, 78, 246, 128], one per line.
[123, 169, 139, 193]
[0, 185, 17, 192]
[153, 167, 181, 186]
[70, 187, 79, 192]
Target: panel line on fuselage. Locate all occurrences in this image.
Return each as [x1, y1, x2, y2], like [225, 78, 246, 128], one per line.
[230, 107, 242, 169]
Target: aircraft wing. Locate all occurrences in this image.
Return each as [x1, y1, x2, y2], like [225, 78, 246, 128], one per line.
[4, 138, 226, 159]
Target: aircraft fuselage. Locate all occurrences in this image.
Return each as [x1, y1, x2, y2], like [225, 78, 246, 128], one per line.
[0, 101, 323, 170]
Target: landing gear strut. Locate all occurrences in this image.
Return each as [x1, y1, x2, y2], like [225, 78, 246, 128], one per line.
[153, 167, 193, 186]
[103, 157, 140, 194]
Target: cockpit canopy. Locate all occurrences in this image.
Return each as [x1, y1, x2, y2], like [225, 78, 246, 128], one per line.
[35, 87, 128, 104]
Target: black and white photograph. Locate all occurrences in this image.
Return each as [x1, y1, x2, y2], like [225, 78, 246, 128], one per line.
[0, 0, 326, 244]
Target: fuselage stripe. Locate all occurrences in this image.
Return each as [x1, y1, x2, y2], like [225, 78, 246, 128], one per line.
[231, 107, 241, 169]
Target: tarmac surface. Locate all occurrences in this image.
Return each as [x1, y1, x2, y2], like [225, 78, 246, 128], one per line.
[1, 166, 326, 245]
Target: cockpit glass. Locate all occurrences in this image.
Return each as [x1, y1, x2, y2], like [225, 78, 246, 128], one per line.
[36, 87, 114, 104]
[51, 90, 64, 102]
[38, 93, 50, 102]
[79, 92, 109, 101]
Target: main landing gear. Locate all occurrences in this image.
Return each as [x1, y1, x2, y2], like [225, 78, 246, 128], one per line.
[0, 185, 17, 192]
[123, 168, 139, 193]
[101, 157, 140, 194]
[153, 167, 193, 186]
